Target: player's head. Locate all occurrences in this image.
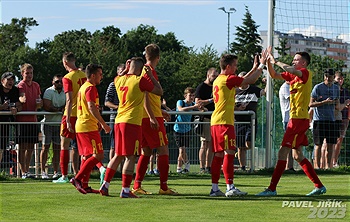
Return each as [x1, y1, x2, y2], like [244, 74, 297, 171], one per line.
[294, 52, 310, 68]
[220, 54, 238, 73]
[62, 52, 76, 71]
[144, 44, 160, 63]
[129, 57, 145, 76]
[85, 64, 103, 85]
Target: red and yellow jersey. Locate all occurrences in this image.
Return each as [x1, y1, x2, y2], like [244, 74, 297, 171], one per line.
[114, 73, 154, 125]
[76, 81, 99, 133]
[211, 74, 244, 126]
[141, 65, 162, 118]
[62, 70, 87, 117]
[281, 68, 312, 119]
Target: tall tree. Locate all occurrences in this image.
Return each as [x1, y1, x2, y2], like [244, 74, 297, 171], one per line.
[231, 6, 262, 73]
[275, 37, 291, 56]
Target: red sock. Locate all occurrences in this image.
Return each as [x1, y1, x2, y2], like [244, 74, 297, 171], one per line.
[300, 158, 324, 188]
[82, 171, 91, 189]
[75, 156, 99, 181]
[104, 167, 116, 183]
[96, 162, 103, 169]
[211, 155, 223, 184]
[122, 174, 133, 188]
[223, 154, 234, 185]
[158, 154, 169, 191]
[60, 150, 69, 176]
[268, 160, 287, 191]
[133, 155, 150, 189]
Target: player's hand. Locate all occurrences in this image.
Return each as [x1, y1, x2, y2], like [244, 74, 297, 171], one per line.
[150, 117, 159, 129]
[162, 109, 171, 122]
[144, 66, 153, 77]
[102, 124, 111, 134]
[67, 122, 74, 133]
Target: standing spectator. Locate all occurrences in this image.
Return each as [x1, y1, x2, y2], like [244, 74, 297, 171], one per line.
[174, 87, 201, 173]
[17, 63, 42, 179]
[53, 52, 87, 183]
[309, 68, 340, 169]
[0, 72, 22, 163]
[235, 71, 265, 171]
[278, 81, 295, 172]
[210, 53, 265, 197]
[257, 49, 326, 196]
[195, 67, 218, 174]
[40, 74, 65, 179]
[132, 44, 178, 196]
[333, 71, 350, 167]
[99, 57, 162, 198]
[104, 64, 123, 161]
[70, 64, 111, 194]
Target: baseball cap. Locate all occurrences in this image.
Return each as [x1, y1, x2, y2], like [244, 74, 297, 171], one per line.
[1, 72, 15, 80]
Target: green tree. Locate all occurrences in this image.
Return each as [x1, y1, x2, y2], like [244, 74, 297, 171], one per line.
[231, 6, 262, 73]
[275, 37, 291, 56]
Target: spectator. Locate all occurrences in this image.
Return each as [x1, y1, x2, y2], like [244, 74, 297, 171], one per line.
[332, 71, 350, 167]
[0, 72, 22, 164]
[40, 74, 65, 179]
[309, 68, 340, 169]
[174, 87, 201, 173]
[99, 57, 163, 198]
[278, 81, 295, 172]
[132, 44, 178, 196]
[104, 64, 123, 161]
[210, 53, 266, 197]
[195, 67, 218, 174]
[235, 71, 265, 171]
[70, 64, 111, 194]
[257, 49, 326, 196]
[17, 63, 42, 179]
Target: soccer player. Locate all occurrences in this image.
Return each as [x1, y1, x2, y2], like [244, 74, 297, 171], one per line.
[257, 47, 326, 196]
[70, 64, 111, 194]
[210, 52, 266, 197]
[99, 57, 163, 198]
[53, 52, 87, 183]
[132, 44, 178, 195]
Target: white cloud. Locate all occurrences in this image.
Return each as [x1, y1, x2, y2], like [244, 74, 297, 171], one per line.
[338, 33, 350, 43]
[288, 25, 330, 37]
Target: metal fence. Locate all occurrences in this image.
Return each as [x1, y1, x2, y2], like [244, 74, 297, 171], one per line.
[0, 109, 349, 178]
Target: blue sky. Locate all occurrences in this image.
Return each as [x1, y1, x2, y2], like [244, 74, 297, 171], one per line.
[0, 0, 349, 54]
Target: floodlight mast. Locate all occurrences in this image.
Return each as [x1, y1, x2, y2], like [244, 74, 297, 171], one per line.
[218, 7, 236, 52]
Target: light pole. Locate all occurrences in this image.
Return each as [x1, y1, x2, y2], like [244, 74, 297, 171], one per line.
[218, 7, 236, 52]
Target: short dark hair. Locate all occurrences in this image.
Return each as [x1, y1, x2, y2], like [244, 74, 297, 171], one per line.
[324, 68, 334, 76]
[295, 51, 311, 66]
[62, 52, 76, 62]
[85, 64, 102, 78]
[219, 54, 238, 70]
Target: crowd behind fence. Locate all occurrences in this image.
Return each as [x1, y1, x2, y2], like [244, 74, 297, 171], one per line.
[0, 110, 349, 178]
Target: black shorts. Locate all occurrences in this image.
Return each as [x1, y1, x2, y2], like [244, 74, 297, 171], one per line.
[173, 131, 191, 148]
[17, 124, 39, 144]
[235, 124, 252, 148]
[313, 120, 337, 145]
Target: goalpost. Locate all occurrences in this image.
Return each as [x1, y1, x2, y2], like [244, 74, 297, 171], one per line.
[265, 0, 349, 168]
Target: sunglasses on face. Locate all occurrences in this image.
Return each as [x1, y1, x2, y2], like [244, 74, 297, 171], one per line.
[54, 80, 62, 84]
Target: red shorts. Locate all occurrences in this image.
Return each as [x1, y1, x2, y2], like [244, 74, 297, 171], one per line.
[282, 118, 309, 149]
[115, 123, 142, 156]
[142, 117, 168, 149]
[76, 131, 103, 156]
[211, 124, 236, 152]
[60, 116, 77, 139]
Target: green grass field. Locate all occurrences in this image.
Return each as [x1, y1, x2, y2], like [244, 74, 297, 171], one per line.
[1, 170, 349, 222]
